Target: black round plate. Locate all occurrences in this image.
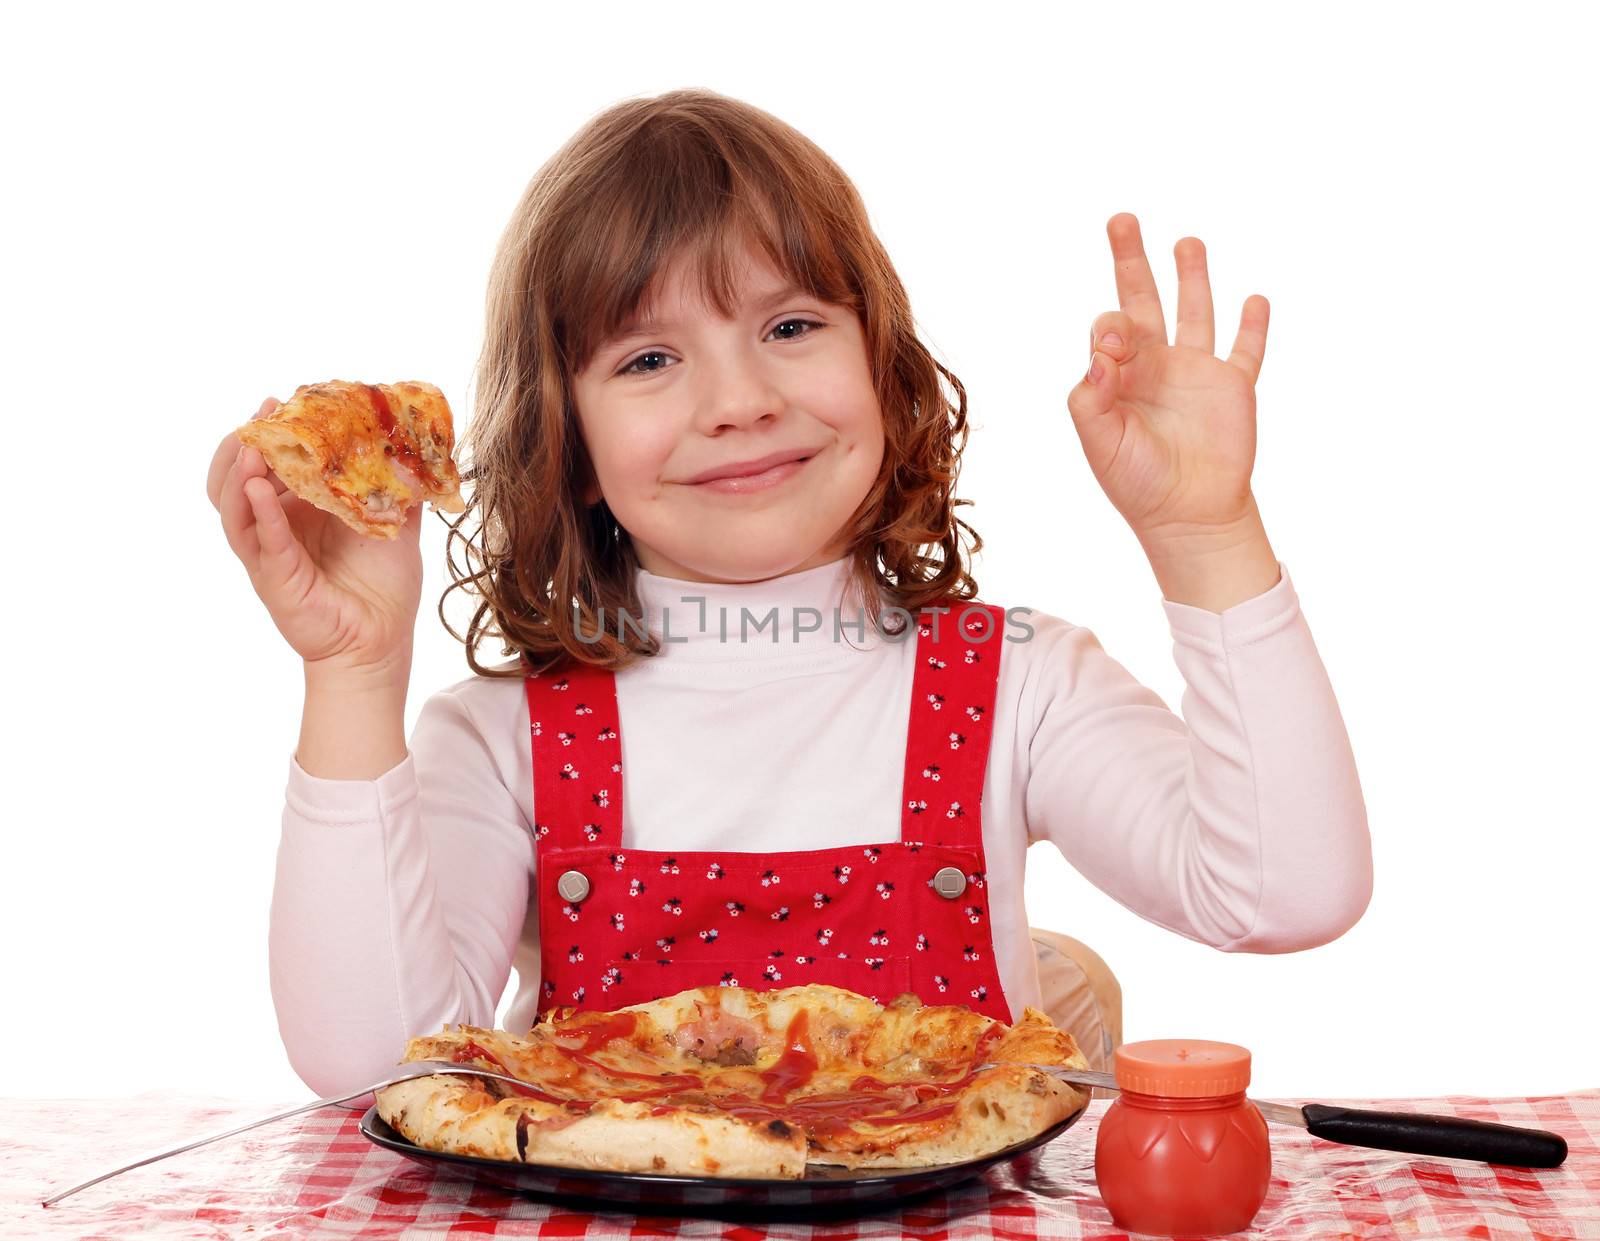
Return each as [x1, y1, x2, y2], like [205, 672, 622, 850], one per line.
[358, 1103, 1084, 1220]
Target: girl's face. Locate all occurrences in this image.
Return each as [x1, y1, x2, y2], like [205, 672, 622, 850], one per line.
[571, 239, 885, 585]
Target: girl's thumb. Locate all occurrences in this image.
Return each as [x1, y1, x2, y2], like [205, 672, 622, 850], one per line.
[1066, 350, 1123, 464]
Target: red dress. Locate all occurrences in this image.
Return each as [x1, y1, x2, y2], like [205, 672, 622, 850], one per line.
[524, 599, 1014, 1023]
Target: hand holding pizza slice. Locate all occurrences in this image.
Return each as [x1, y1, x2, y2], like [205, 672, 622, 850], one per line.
[210, 380, 466, 676]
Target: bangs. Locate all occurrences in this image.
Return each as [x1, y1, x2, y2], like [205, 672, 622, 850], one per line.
[554, 119, 864, 378]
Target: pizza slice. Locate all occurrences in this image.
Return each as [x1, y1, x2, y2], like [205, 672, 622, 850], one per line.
[235, 379, 466, 540]
[372, 983, 1089, 1178]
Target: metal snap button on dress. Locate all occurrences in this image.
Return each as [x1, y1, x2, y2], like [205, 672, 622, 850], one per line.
[556, 870, 592, 903]
[932, 866, 967, 899]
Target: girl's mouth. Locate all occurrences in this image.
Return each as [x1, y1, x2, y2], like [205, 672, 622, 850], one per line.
[690, 455, 812, 494]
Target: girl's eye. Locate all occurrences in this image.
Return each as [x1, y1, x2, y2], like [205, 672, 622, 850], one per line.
[618, 350, 672, 378]
[616, 318, 826, 377]
[769, 317, 824, 342]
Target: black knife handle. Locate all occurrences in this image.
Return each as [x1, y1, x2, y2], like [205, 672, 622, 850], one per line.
[1301, 1104, 1568, 1167]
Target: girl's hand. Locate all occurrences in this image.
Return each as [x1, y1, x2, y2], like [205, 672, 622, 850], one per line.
[207, 397, 424, 684]
[1066, 213, 1269, 543]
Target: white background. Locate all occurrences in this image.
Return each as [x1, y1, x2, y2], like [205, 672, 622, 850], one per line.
[4, 1, 1596, 1104]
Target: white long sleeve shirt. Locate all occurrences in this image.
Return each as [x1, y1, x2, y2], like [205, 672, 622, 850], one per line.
[269, 556, 1371, 1097]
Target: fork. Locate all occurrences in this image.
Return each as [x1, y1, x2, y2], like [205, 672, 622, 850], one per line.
[974, 1062, 1117, 1093]
[40, 1060, 545, 1207]
[977, 1062, 1568, 1167]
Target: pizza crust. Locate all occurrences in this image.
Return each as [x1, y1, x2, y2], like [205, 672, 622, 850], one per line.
[375, 1078, 808, 1177]
[372, 984, 1089, 1179]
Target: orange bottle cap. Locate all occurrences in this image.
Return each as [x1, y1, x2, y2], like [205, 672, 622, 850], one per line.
[1113, 1039, 1252, 1097]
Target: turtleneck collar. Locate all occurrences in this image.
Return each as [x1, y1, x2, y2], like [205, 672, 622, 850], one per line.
[629, 555, 887, 662]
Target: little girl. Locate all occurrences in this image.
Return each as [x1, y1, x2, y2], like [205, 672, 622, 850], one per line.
[208, 89, 1371, 1098]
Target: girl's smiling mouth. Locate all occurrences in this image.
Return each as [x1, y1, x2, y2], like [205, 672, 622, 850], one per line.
[682, 448, 818, 494]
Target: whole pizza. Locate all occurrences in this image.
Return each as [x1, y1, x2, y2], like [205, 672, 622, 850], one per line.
[374, 984, 1089, 1179]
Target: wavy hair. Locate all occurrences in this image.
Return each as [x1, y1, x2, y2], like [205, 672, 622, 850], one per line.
[440, 88, 982, 677]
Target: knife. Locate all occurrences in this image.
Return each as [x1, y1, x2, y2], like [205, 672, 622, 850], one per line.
[982, 1065, 1568, 1168]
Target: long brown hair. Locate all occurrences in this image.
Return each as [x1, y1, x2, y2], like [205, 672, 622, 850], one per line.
[440, 88, 982, 677]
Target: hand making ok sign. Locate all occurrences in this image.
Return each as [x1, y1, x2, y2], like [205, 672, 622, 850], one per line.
[1066, 213, 1281, 611]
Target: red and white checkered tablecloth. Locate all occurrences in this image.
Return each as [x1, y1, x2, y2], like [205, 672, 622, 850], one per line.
[6, 1090, 1599, 1238]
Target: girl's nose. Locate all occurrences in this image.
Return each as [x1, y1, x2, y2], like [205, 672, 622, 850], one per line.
[694, 351, 785, 433]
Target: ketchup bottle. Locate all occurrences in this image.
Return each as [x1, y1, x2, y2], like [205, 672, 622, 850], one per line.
[1094, 1039, 1272, 1236]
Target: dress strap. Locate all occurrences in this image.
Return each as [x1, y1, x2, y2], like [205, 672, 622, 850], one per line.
[524, 660, 625, 854]
[899, 601, 1005, 848]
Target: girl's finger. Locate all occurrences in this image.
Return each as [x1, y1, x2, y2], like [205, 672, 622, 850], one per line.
[1225, 295, 1271, 384]
[207, 433, 248, 511]
[1087, 310, 1138, 368]
[1106, 213, 1168, 344]
[1173, 237, 1215, 354]
[218, 451, 263, 571]
[206, 398, 285, 512]
[242, 475, 312, 593]
[239, 444, 292, 497]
